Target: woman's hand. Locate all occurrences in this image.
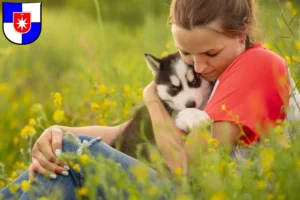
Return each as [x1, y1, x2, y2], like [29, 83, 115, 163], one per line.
[28, 126, 70, 182]
[143, 81, 160, 104]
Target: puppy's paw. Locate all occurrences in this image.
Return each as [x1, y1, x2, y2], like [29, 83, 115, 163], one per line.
[175, 108, 211, 133]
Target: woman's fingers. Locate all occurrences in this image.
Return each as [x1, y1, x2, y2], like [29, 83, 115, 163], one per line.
[29, 158, 57, 181]
[28, 164, 36, 183]
[50, 127, 69, 167]
[36, 139, 57, 163]
[33, 151, 69, 175]
[50, 127, 64, 157]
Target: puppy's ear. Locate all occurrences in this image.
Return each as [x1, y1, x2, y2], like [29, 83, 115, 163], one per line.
[144, 53, 160, 76]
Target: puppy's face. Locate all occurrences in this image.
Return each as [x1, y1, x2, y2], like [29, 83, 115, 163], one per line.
[145, 52, 213, 111]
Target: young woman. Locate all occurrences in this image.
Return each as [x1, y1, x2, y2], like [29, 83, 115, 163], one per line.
[0, 0, 291, 199]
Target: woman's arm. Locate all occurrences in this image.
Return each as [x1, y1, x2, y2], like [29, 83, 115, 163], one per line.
[145, 97, 188, 173]
[144, 82, 240, 174]
[52, 120, 131, 145]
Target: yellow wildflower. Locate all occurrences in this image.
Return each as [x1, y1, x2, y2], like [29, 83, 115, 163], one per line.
[98, 118, 105, 125]
[53, 92, 62, 107]
[267, 194, 274, 200]
[264, 43, 272, 49]
[257, 180, 267, 190]
[90, 102, 100, 111]
[264, 138, 270, 145]
[292, 55, 298, 62]
[37, 197, 48, 200]
[277, 18, 284, 28]
[283, 145, 291, 150]
[98, 84, 107, 94]
[217, 162, 227, 175]
[21, 180, 30, 192]
[30, 103, 43, 115]
[124, 84, 130, 93]
[161, 51, 168, 57]
[291, 9, 297, 16]
[278, 194, 286, 200]
[13, 136, 19, 145]
[0, 83, 9, 93]
[89, 89, 95, 96]
[16, 161, 27, 170]
[80, 154, 91, 165]
[0, 181, 4, 188]
[286, 1, 293, 9]
[131, 164, 149, 182]
[210, 192, 226, 200]
[174, 167, 183, 176]
[260, 148, 274, 171]
[284, 56, 291, 64]
[72, 164, 81, 172]
[207, 138, 220, 148]
[78, 186, 88, 196]
[149, 152, 159, 162]
[275, 125, 283, 134]
[29, 118, 37, 126]
[8, 183, 19, 194]
[69, 161, 74, 166]
[296, 41, 300, 51]
[11, 171, 18, 179]
[52, 109, 66, 123]
[20, 125, 37, 139]
[103, 99, 117, 109]
[147, 186, 159, 197]
[228, 162, 237, 171]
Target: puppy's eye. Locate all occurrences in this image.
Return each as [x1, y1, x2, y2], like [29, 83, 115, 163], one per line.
[170, 85, 179, 92]
[191, 79, 198, 86]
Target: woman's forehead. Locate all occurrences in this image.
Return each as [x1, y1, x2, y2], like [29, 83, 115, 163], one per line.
[171, 24, 226, 52]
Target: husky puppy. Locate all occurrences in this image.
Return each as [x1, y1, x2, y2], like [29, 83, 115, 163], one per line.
[112, 52, 213, 160]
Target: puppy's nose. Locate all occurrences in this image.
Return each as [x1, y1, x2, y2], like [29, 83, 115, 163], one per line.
[186, 101, 196, 108]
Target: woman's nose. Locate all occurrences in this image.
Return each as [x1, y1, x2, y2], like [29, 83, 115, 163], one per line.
[194, 59, 208, 74]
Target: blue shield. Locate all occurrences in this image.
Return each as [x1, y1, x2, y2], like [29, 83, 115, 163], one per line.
[2, 2, 42, 45]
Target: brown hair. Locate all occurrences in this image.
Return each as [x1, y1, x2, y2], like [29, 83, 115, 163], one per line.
[168, 0, 258, 48]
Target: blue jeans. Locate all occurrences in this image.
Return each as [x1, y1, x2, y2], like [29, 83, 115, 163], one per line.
[0, 134, 174, 199]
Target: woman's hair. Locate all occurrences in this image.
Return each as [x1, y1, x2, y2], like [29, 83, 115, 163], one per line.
[168, 0, 258, 48]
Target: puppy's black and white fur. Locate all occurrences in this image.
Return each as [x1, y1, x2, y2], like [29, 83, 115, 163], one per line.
[112, 52, 214, 160]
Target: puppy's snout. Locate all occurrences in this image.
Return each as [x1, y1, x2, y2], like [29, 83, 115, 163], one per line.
[185, 100, 196, 108]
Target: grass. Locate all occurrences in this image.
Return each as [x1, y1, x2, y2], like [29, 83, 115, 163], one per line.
[0, 1, 300, 199]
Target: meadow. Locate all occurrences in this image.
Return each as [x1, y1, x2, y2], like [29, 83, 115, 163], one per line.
[0, 0, 300, 199]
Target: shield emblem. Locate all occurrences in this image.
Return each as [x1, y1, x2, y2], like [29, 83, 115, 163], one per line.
[13, 12, 31, 34]
[2, 2, 42, 45]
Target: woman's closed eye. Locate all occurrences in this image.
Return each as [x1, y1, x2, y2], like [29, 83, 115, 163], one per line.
[180, 49, 221, 57]
[206, 51, 220, 57]
[180, 51, 190, 56]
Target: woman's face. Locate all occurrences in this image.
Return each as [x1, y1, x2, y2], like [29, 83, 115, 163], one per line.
[171, 23, 246, 81]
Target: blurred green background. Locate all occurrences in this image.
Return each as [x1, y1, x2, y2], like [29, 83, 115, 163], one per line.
[0, 0, 299, 190]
